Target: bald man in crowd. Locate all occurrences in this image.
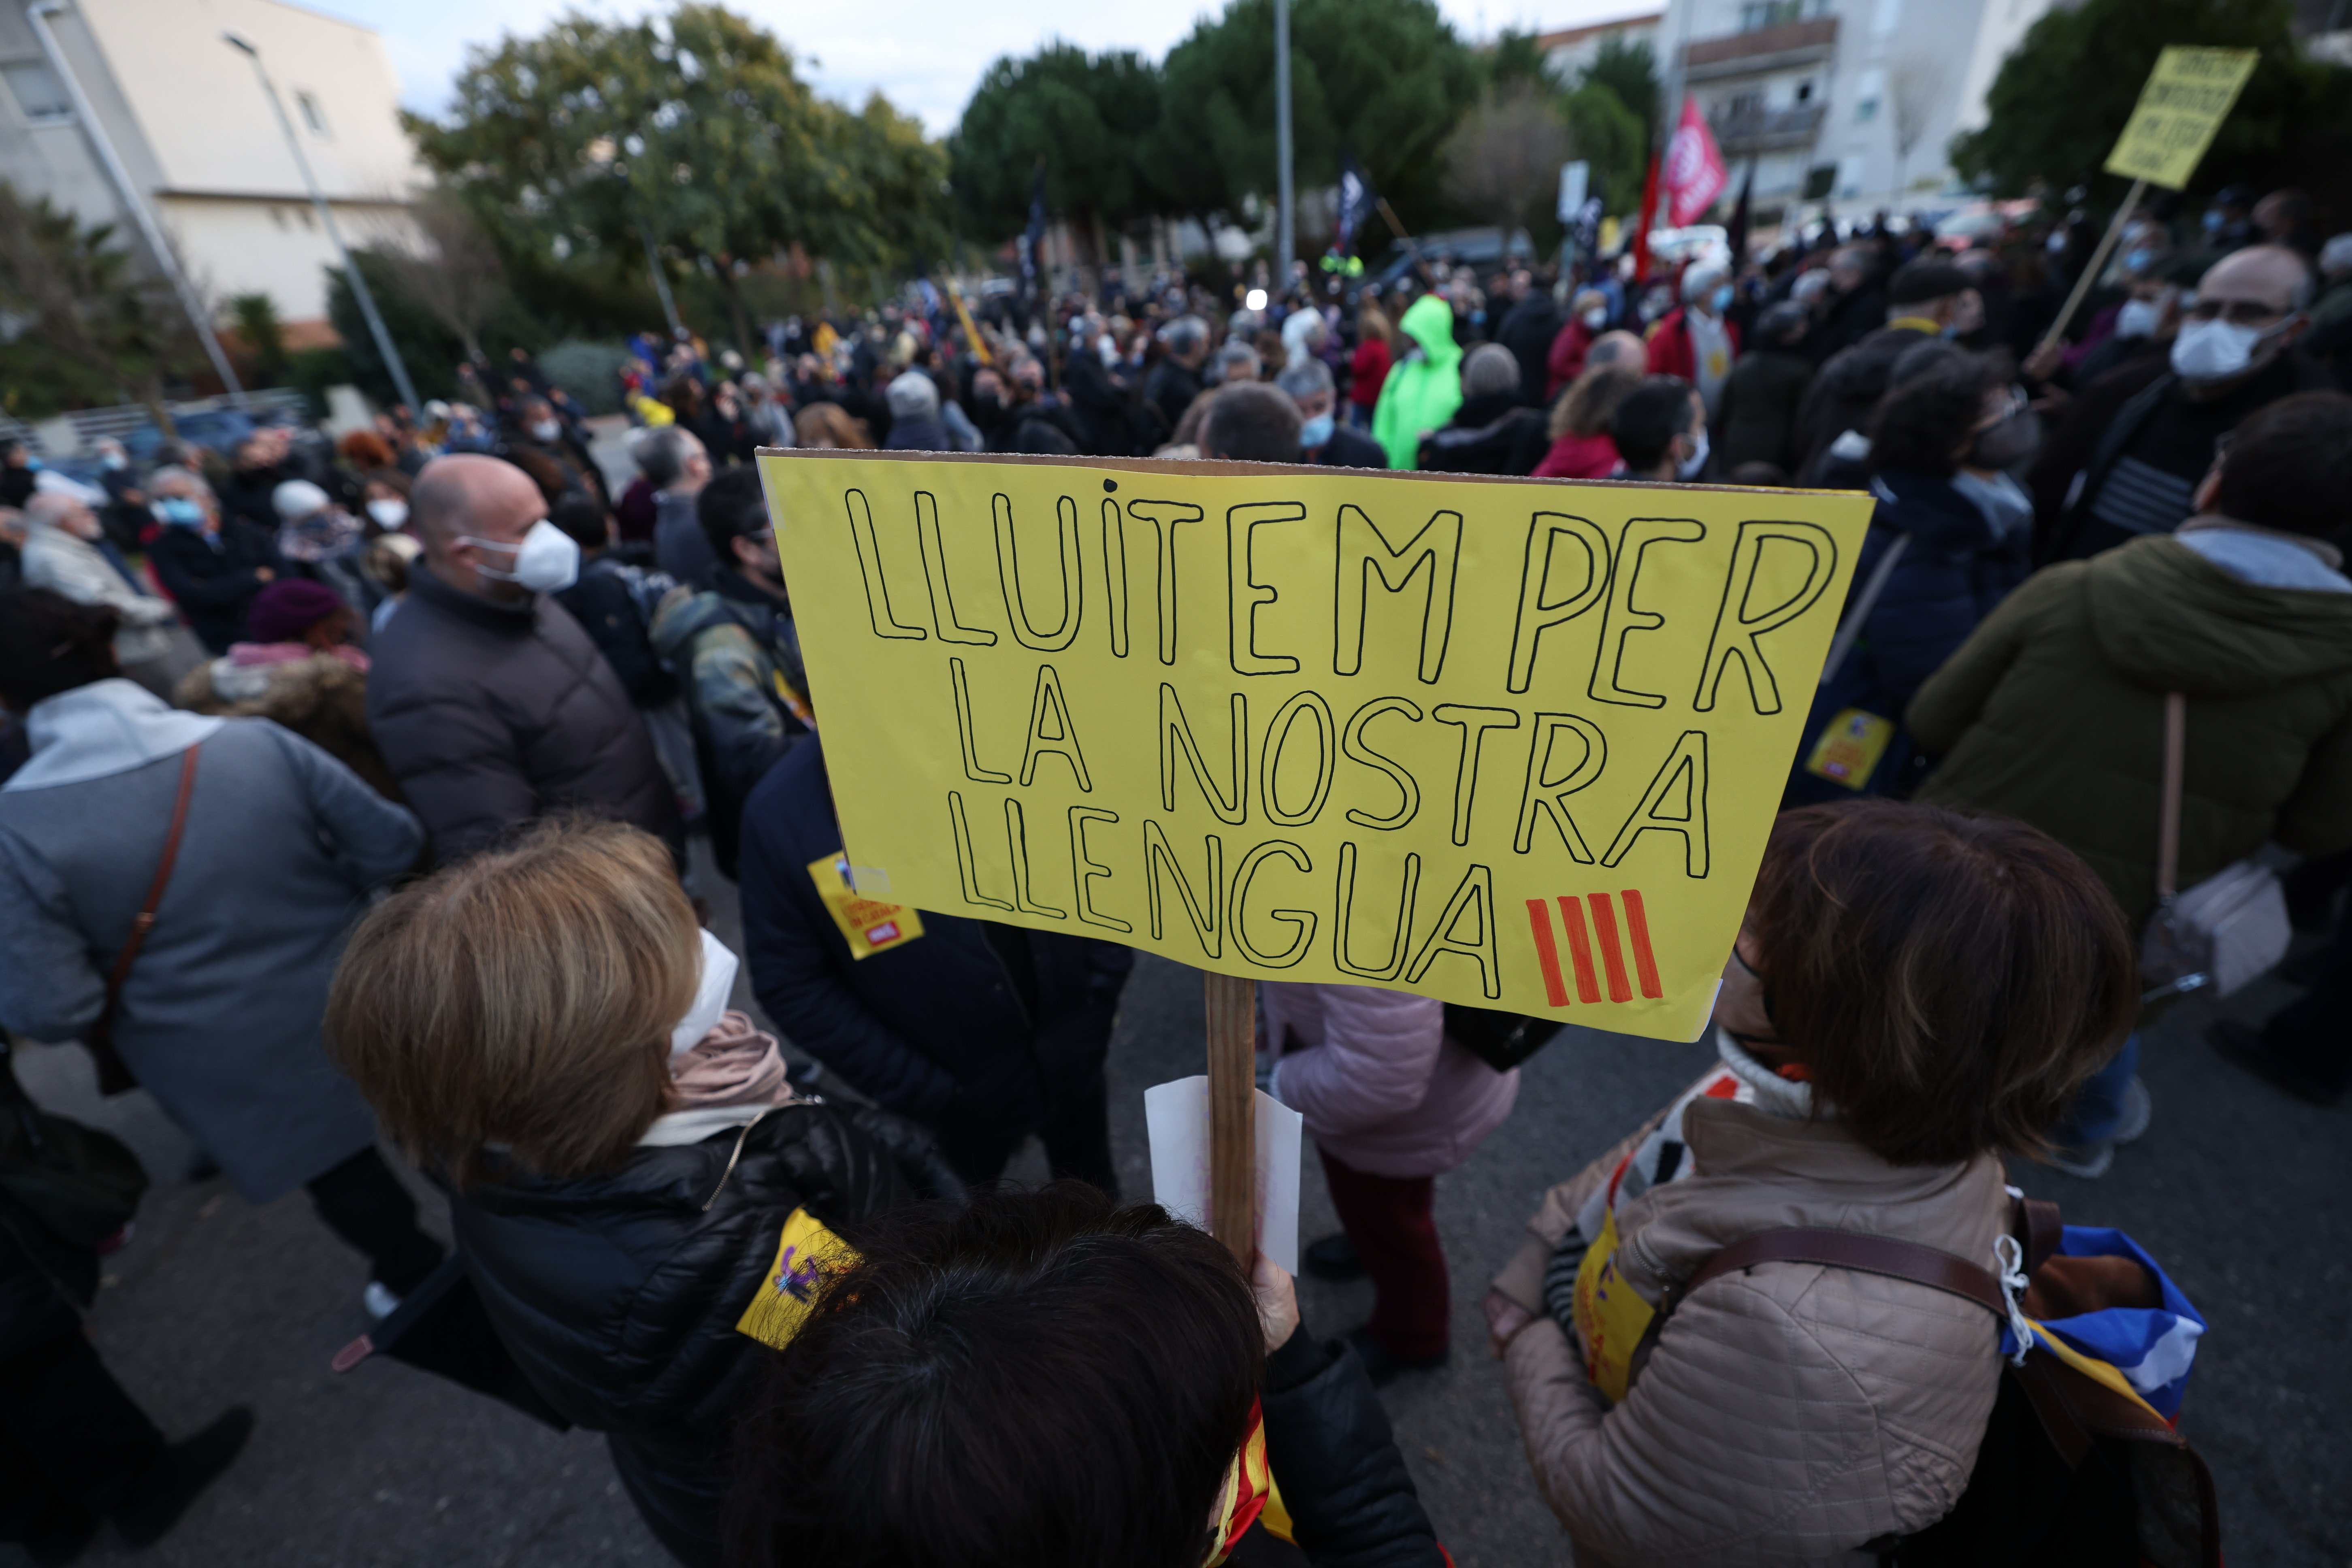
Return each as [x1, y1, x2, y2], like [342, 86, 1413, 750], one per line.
[366, 454, 682, 864]
[2039, 243, 2329, 561]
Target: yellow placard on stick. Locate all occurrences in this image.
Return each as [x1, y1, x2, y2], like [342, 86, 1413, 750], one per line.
[760, 453, 1873, 1043]
[2103, 47, 2258, 191]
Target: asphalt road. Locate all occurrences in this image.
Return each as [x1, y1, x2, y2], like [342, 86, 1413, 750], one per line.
[7, 856, 2346, 1567]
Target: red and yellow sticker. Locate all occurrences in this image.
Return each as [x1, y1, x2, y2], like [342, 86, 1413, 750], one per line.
[807, 854, 923, 959]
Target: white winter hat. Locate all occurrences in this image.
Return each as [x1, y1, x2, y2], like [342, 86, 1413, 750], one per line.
[272, 478, 331, 519]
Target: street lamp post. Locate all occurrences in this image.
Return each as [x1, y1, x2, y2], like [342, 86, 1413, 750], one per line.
[222, 30, 420, 412]
[1274, 0, 1294, 291]
[26, 0, 245, 406]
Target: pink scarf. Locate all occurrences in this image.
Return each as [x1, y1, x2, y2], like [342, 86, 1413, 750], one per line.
[669, 1010, 793, 1110]
[227, 641, 371, 673]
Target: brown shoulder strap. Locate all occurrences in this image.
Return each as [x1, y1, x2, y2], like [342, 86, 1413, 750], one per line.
[1666, 1226, 2006, 1318]
[95, 744, 201, 1029]
[2156, 690, 2186, 899]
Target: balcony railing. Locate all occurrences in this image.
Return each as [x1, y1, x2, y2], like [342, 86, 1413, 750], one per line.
[1710, 102, 1828, 152]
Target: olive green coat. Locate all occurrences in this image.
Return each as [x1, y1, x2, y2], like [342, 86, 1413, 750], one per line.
[1907, 536, 2352, 927]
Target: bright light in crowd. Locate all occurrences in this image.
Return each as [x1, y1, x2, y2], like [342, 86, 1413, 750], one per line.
[1245, 288, 1268, 311]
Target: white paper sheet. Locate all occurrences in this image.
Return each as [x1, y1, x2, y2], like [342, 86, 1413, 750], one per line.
[1143, 1076, 1302, 1276]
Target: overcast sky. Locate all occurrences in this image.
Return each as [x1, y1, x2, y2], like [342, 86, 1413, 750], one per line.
[323, 0, 1655, 135]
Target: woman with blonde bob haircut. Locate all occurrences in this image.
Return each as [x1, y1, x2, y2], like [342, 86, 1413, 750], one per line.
[327, 817, 949, 1568]
[1483, 799, 2138, 1565]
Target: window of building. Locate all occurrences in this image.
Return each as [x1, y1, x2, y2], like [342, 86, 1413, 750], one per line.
[2, 59, 72, 124]
[1796, 79, 1813, 102]
[1853, 66, 1884, 123]
[295, 90, 329, 138]
[1738, 0, 1802, 30]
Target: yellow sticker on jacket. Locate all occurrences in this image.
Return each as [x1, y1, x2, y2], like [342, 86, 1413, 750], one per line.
[734, 1206, 858, 1350]
[1802, 707, 1896, 790]
[1572, 1208, 1658, 1404]
[807, 853, 924, 959]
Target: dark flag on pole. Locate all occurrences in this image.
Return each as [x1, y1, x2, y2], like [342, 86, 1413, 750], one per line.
[1334, 152, 1377, 256]
[1020, 164, 1047, 296]
[1726, 161, 1755, 268]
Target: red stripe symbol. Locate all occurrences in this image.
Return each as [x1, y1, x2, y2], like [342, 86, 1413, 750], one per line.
[1586, 893, 1634, 1003]
[1555, 896, 1602, 1004]
[1526, 899, 1570, 1007]
[1620, 889, 1664, 999]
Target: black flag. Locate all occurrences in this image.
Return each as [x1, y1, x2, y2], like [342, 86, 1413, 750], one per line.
[1021, 164, 1047, 294]
[1726, 161, 1755, 268]
[1334, 152, 1377, 256]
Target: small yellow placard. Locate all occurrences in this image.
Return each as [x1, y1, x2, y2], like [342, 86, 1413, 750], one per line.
[734, 1206, 857, 1350]
[1572, 1207, 1658, 1404]
[807, 853, 925, 959]
[1802, 707, 1895, 790]
[2103, 47, 2259, 191]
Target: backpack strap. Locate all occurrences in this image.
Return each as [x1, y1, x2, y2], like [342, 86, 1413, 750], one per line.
[1659, 1227, 2005, 1319]
[83, 744, 201, 1095]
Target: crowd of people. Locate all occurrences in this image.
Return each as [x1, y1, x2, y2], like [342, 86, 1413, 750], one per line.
[0, 175, 2344, 1567]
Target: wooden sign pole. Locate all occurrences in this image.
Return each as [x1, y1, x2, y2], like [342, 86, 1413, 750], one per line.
[1204, 972, 1258, 1265]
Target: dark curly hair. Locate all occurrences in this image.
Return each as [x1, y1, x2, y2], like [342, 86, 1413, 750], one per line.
[1866, 352, 2001, 477]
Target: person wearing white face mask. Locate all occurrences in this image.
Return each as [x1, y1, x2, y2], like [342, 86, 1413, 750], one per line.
[325, 817, 954, 1566]
[2041, 243, 2326, 563]
[365, 453, 684, 865]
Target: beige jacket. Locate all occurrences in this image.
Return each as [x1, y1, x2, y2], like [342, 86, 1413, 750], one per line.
[1491, 1094, 2010, 1567]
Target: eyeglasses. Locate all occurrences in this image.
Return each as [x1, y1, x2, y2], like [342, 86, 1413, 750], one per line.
[2181, 296, 2290, 327]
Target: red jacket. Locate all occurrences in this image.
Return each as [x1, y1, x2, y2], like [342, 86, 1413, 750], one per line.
[1643, 307, 1741, 384]
[1534, 430, 1619, 480]
[1349, 338, 1393, 408]
[1546, 320, 1597, 400]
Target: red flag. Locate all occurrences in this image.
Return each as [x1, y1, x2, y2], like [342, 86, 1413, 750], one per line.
[1663, 97, 1729, 228]
[1630, 150, 1661, 281]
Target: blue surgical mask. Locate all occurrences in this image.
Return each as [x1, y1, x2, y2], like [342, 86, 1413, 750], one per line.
[152, 497, 205, 527]
[2123, 247, 2153, 275]
[24, 456, 41, 472]
[1711, 285, 1733, 312]
[1299, 412, 1334, 450]
[2202, 210, 2223, 234]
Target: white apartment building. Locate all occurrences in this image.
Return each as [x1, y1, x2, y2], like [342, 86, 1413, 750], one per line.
[0, 0, 421, 330]
[1538, 9, 1665, 84]
[1654, 0, 2057, 211]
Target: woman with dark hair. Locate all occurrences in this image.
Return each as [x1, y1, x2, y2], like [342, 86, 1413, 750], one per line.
[1485, 800, 2139, 1565]
[326, 817, 952, 1567]
[1846, 356, 2038, 718]
[730, 1183, 1447, 1568]
[0, 588, 441, 1316]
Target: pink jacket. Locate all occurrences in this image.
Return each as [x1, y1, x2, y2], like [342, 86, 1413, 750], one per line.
[1263, 982, 1518, 1178]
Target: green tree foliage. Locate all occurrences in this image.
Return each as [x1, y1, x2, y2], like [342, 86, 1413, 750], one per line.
[951, 44, 1164, 260]
[1486, 28, 1556, 93]
[226, 292, 288, 387]
[1581, 35, 1658, 138]
[1951, 0, 2352, 206]
[409, 3, 945, 354]
[1148, 0, 1482, 251]
[0, 183, 198, 418]
[1561, 78, 1649, 217]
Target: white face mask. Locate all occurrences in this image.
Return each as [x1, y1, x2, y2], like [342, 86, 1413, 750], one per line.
[529, 419, 562, 443]
[2170, 315, 2280, 383]
[366, 498, 409, 528]
[2115, 299, 2163, 341]
[1676, 425, 1711, 479]
[458, 518, 581, 592]
[1581, 307, 1608, 330]
[670, 928, 741, 1058]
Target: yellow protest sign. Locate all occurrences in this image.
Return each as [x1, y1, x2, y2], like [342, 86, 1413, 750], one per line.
[760, 453, 1873, 1042]
[2103, 47, 2258, 190]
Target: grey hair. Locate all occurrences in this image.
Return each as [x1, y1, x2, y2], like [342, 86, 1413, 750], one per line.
[145, 464, 211, 498]
[1160, 315, 1208, 357]
[632, 426, 701, 490]
[1274, 357, 1334, 401]
[886, 370, 940, 420]
[1214, 340, 1261, 381]
[1461, 342, 1520, 399]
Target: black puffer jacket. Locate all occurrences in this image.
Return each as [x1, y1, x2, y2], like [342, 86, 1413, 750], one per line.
[1255, 1325, 1447, 1567]
[452, 1101, 950, 1567]
[367, 565, 684, 864]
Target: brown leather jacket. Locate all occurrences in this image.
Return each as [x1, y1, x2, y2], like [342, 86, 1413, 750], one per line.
[1491, 1092, 2010, 1566]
